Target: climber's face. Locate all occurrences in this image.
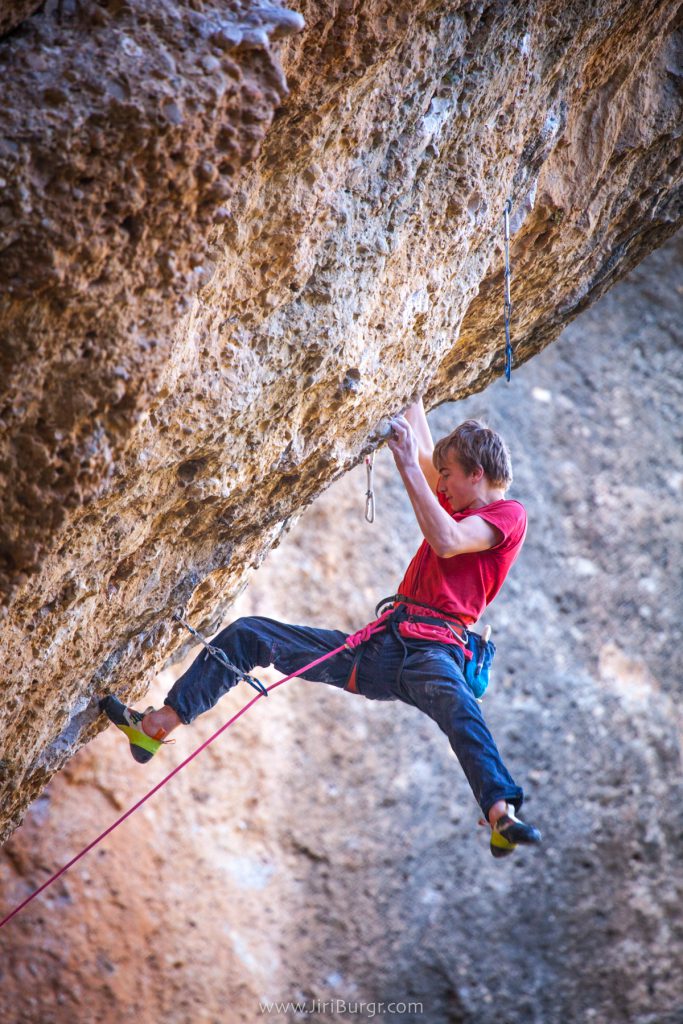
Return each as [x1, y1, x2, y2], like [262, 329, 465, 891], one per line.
[436, 450, 484, 512]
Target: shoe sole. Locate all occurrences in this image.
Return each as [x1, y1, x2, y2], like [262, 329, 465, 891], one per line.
[490, 831, 517, 858]
[500, 822, 542, 845]
[99, 696, 161, 764]
[490, 818, 542, 858]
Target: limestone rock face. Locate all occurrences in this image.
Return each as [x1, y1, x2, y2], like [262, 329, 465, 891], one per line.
[0, 1, 42, 38]
[0, 234, 680, 1024]
[0, 2, 682, 840]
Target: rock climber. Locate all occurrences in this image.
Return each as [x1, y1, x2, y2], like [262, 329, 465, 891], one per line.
[101, 399, 542, 858]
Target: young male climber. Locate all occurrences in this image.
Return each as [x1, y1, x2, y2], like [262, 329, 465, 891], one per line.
[101, 399, 542, 858]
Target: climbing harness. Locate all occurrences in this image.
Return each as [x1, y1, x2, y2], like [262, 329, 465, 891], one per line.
[373, 594, 495, 700]
[373, 594, 468, 692]
[173, 612, 268, 696]
[364, 452, 375, 523]
[503, 198, 513, 382]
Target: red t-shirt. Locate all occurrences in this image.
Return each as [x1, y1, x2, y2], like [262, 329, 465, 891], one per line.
[396, 492, 527, 647]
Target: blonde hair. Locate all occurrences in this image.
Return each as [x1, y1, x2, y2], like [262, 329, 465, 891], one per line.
[432, 419, 513, 489]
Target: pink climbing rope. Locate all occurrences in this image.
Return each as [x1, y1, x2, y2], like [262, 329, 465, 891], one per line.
[0, 620, 389, 930]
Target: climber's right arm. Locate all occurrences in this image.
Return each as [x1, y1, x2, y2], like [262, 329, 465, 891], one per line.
[403, 398, 439, 493]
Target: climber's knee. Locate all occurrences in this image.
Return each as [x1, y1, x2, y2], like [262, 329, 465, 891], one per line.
[214, 615, 261, 646]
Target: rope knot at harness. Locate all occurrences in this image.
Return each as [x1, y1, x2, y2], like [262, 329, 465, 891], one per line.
[344, 605, 397, 649]
[345, 623, 377, 649]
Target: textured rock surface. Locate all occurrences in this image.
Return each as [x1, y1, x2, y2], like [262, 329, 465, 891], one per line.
[0, 1, 42, 39]
[0, 233, 680, 1024]
[1, 2, 682, 840]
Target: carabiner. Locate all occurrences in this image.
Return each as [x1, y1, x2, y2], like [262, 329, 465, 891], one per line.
[365, 452, 375, 523]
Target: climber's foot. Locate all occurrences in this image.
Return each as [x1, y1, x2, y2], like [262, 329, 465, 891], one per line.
[490, 811, 542, 859]
[99, 695, 168, 764]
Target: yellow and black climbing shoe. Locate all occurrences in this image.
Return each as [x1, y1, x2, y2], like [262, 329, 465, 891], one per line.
[99, 695, 166, 764]
[490, 813, 542, 859]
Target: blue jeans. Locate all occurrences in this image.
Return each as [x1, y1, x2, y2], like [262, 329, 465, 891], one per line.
[165, 616, 524, 818]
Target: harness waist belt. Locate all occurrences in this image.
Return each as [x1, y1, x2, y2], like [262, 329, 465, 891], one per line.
[375, 593, 469, 639]
[345, 595, 470, 694]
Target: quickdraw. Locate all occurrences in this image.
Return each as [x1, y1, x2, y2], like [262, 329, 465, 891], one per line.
[364, 451, 375, 523]
[503, 198, 513, 381]
[173, 612, 268, 696]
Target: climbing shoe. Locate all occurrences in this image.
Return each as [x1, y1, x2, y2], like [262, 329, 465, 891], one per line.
[490, 813, 542, 859]
[99, 695, 167, 764]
